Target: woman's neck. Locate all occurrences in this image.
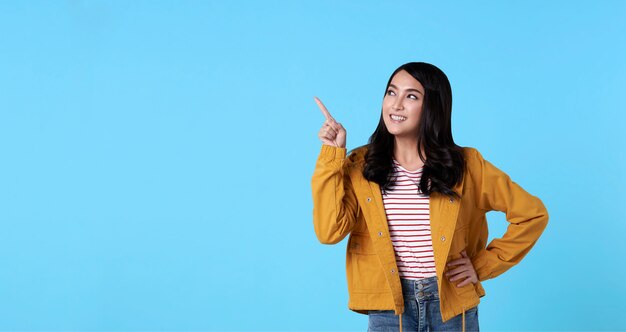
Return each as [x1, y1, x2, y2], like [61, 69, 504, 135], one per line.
[393, 137, 425, 169]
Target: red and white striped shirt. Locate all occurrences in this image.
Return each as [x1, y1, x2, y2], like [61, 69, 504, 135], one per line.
[381, 159, 436, 280]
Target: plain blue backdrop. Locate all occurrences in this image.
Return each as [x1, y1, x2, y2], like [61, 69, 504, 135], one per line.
[1, 0, 625, 331]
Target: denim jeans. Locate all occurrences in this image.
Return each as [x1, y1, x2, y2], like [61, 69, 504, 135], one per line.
[368, 276, 479, 332]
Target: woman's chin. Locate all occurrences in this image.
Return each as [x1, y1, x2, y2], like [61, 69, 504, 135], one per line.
[385, 126, 403, 135]
[388, 130, 415, 139]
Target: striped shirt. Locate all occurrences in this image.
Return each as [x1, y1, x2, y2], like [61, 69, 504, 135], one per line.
[381, 158, 436, 280]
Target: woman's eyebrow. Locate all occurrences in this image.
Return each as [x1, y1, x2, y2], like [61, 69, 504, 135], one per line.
[389, 84, 423, 95]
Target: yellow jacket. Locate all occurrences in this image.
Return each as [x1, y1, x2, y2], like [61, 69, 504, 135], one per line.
[311, 144, 548, 328]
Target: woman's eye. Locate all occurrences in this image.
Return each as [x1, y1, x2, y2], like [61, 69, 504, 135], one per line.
[386, 90, 395, 96]
[408, 94, 418, 100]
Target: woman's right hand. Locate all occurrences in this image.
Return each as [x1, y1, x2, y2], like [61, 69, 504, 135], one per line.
[314, 96, 346, 148]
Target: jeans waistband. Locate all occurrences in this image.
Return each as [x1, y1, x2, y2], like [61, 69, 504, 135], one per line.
[400, 276, 439, 300]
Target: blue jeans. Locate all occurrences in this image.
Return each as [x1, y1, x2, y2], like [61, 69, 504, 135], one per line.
[368, 276, 479, 332]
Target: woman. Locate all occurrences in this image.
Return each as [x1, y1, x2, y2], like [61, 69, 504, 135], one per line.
[311, 62, 549, 332]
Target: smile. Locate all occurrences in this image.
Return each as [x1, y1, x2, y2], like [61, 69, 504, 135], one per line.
[390, 114, 407, 122]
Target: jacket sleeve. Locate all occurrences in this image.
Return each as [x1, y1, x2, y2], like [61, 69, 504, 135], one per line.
[469, 149, 549, 281]
[311, 144, 359, 244]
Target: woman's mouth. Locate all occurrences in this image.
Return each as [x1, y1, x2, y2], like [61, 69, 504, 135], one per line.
[390, 114, 407, 123]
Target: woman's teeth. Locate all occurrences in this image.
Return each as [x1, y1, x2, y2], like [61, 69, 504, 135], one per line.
[391, 115, 407, 121]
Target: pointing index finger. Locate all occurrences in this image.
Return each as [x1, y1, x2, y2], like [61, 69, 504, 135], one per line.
[313, 96, 335, 121]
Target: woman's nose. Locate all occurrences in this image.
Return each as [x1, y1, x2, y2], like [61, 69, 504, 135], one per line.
[393, 99, 404, 110]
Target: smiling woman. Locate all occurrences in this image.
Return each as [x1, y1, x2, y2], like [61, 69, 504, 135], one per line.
[311, 62, 549, 332]
[382, 73, 425, 145]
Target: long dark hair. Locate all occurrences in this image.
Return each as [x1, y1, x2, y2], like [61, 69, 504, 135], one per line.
[362, 62, 465, 199]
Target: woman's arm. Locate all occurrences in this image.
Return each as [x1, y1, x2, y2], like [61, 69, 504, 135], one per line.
[311, 144, 359, 244]
[469, 149, 549, 281]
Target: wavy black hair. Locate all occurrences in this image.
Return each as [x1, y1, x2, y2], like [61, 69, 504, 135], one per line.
[362, 62, 465, 199]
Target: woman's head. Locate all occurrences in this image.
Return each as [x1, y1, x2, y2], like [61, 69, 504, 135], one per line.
[378, 62, 454, 152]
[381, 69, 425, 139]
[362, 62, 465, 198]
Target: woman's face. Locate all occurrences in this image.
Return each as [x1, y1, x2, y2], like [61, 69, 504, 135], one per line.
[382, 69, 425, 138]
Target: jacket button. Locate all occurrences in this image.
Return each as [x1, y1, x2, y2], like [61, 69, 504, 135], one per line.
[440, 236, 446, 242]
[378, 231, 383, 237]
[449, 197, 455, 203]
[367, 197, 372, 202]
[391, 269, 396, 274]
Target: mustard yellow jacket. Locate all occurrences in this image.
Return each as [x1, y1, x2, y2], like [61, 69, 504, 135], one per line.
[311, 144, 548, 326]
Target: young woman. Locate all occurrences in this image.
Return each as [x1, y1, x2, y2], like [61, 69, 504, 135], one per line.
[311, 62, 549, 332]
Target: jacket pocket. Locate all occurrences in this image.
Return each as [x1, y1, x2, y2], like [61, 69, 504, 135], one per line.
[452, 277, 477, 297]
[446, 251, 479, 298]
[347, 232, 375, 254]
[347, 233, 389, 293]
[446, 218, 475, 298]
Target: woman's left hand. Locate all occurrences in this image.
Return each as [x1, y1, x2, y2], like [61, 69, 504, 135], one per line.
[444, 250, 478, 287]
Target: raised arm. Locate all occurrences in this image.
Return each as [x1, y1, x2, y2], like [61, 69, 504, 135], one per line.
[311, 145, 359, 244]
[311, 96, 357, 244]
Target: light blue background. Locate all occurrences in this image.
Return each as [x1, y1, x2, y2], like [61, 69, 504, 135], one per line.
[1, 0, 625, 331]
